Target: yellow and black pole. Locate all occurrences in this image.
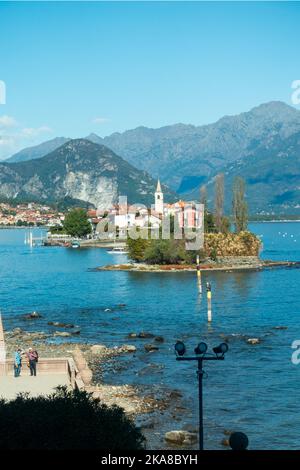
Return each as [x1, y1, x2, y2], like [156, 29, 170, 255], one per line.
[206, 282, 212, 322]
[196, 255, 202, 294]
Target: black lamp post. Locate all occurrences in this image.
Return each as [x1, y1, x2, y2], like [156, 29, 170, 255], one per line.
[175, 340, 228, 451]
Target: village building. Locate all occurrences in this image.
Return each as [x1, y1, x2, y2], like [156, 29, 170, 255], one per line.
[0, 202, 65, 227]
[88, 180, 204, 239]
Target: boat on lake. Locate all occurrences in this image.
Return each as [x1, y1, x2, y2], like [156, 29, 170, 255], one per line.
[107, 246, 128, 254]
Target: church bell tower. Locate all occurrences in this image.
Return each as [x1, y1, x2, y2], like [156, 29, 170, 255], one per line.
[155, 179, 164, 214]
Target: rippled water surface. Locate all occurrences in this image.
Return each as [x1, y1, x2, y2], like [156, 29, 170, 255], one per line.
[0, 223, 300, 449]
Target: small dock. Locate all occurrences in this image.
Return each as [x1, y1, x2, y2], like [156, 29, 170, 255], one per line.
[24, 230, 48, 247]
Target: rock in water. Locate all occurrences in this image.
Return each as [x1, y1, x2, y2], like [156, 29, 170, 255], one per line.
[144, 344, 159, 352]
[48, 321, 75, 328]
[169, 390, 183, 400]
[154, 336, 164, 343]
[221, 438, 230, 447]
[24, 311, 42, 319]
[54, 331, 71, 338]
[120, 345, 137, 353]
[11, 328, 23, 336]
[71, 328, 81, 335]
[165, 431, 198, 445]
[32, 311, 41, 318]
[138, 332, 155, 339]
[247, 338, 261, 345]
[90, 344, 108, 355]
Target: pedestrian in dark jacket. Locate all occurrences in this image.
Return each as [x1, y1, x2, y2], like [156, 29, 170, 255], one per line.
[26, 347, 38, 376]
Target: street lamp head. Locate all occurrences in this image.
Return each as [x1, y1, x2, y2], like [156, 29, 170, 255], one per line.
[194, 342, 208, 356]
[175, 341, 186, 357]
[213, 342, 229, 356]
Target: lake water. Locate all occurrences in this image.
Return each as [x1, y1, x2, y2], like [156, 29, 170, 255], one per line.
[0, 223, 300, 450]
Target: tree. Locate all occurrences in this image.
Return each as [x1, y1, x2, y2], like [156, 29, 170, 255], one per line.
[49, 225, 66, 234]
[199, 185, 207, 208]
[214, 173, 225, 232]
[63, 208, 92, 238]
[169, 214, 175, 234]
[0, 387, 145, 449]
[232, 176, 248, 233]
[203, 211, 216, 233]
[220, 215, 230, 233]
[126, 230, 150, 262]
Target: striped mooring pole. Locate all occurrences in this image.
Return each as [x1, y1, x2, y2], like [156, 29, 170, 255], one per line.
[196, 255, 202, 294]
[206, 281, 212, 322]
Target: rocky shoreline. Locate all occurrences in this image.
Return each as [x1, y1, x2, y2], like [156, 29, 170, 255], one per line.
[95, 258, 300, 273]
[4, 327, 177, 422]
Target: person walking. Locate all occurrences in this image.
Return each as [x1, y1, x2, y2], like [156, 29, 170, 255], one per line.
[14, 348, 22, 378]
[26, 347, 39, 376]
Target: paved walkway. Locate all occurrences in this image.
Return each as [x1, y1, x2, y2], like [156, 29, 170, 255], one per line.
[0, 374, 70, 400]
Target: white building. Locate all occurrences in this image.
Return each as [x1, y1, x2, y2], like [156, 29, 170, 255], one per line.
[114, 212, 136, 229]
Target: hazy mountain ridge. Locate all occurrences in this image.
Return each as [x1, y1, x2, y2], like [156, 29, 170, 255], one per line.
[187, 131, 300, 214]
[100, 101, 300, 190]
[6, 137, 71, 163]
[0, 139, 175, 208]
[8, 102, 300, 184]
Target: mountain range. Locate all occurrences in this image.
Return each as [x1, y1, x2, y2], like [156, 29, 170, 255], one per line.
[0, 139, 174, 209]
[187, 130, 300, 214]
[3, 101, 300, 214]
[96, 101, 300, 193]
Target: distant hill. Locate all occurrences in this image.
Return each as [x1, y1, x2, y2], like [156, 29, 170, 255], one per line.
[0, 139, 175, 208]
[187, 131, 300, 215]
[6, 137, 70, 163]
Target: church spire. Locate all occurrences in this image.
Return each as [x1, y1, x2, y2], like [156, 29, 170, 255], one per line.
[155, 179, 164, 214]
[156, 179, 162, 193]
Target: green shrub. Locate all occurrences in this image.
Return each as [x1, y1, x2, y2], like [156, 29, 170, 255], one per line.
[143, 239, 201, 265]
[0, 387, 145, 450]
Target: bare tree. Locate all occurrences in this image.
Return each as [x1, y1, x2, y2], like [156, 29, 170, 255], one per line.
[214, 174, 224, 232]
[232, 176, 248, 233]
[200, 185, 207, 208]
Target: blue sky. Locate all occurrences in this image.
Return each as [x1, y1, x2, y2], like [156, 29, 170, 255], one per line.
[0, 1, 300, 158]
